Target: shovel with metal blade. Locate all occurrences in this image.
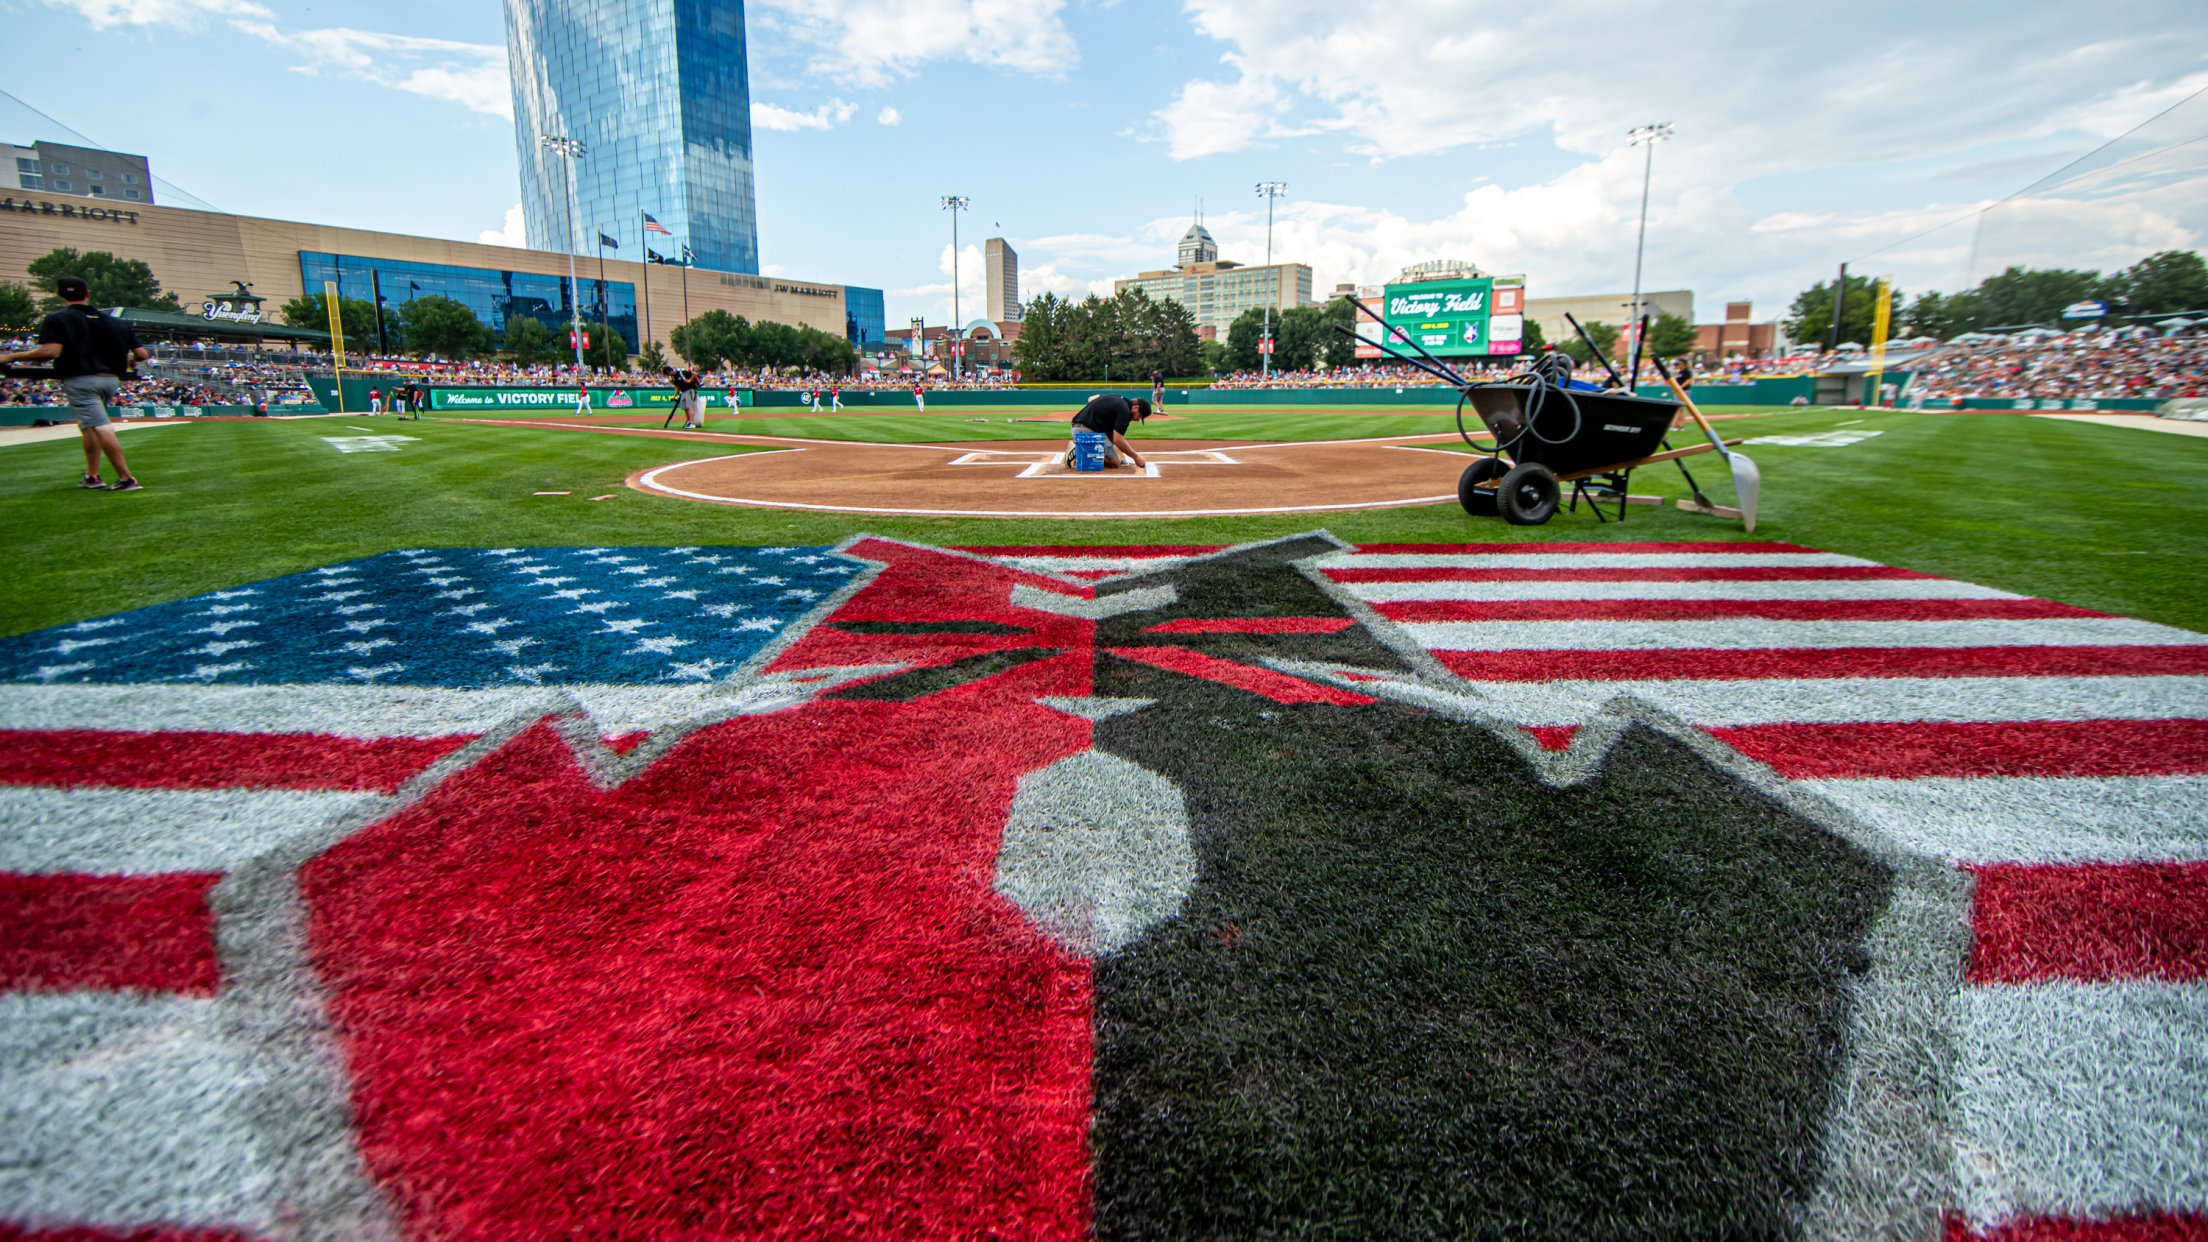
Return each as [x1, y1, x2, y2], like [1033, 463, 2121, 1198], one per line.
[1653, 356, 1759, 533]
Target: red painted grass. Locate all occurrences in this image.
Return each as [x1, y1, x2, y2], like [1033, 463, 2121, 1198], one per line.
[0, 872, 222, 994]
[1328, 564, 1937, 584]
[305, 623, 1097, 1240]
[1352, 541, 1824, 554]
[1144, 617, 1357, 635]
[953, 545, 1224, 557]
[601, 731, 650, 755]
[1378, 598, 2102, 623]
[0, 730, 470, 793]
[1524, 725, 1581, 752]
[1967, 861, 2208, 984]
[1946, 1210, 2208, 1241]
[1108, 646, 1378, 706]
[1431, 646, 2208, 682]
[1708, 719, 2208, 780]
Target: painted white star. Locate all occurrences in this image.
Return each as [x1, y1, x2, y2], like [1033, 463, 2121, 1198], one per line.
[685, 555, 724, 566]
[191, 620, 260, 636]
[342, 618, 392, 633]
[789, 555, 824, 565]
[814, 565, 856, 575]
[718, 566, 754, 575]
[309, 592, 363, 604]
[342, 638, 396, 655]
[701, 603, 743, 618]
[186, 640, 259, 657]
[753, 576, 787, 586]
[316, 566, 360, 576]
[506, 662, 562, 684]
[665, 657, 729, 681]
[50, 638, 115, 655]
[661, 589, 700, 601]
[202, 603, 256, 615]
[209, 589, 259, 600]
[736, 617, 781, 632]
[601, 618, 654, 635]
[332, 604, 380, 616]
[345, 663, 402, 682]
[30, 662, 96, 682]
[630, 635, 690, 655]
[572, 601, 619, 614]
[670, 546, 701, 554]
[779, 589, 820, 602]
[434, 588, 479, 600]
[615, 566, 650, 575]
[761, 546, 794, 555]
[551, 588, 597, 600]
[530, 576, 578, 588]
[486, 548, 526, 556]
[466, 618, 518, 634]
[592, 555, 634, 565]
[69, 618, 126, 630]
[424, 576, 467, 587]
[443, 603, 492, 617]
[490, 637, 538, 656]
[185, 661, 255, 681]
[638, 577, 677, 588]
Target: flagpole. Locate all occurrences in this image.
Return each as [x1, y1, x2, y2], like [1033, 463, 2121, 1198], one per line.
[640, 210, 651, 361]
[596, 231, 610, 371]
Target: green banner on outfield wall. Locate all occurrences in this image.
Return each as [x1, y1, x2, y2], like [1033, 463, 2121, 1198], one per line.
[428, 386, 743, 411]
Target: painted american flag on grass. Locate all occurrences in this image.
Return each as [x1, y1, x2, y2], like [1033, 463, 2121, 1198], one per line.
[1, 537, 2202, 1239]
[965, 539, 2208, 1240]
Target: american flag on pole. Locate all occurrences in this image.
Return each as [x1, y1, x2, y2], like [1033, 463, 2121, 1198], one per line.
[643, 213, 671, 236]
[1, 537, 2200, 1238]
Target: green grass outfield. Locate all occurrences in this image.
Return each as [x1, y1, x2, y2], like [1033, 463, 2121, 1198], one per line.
[1, 406, 2203, 636]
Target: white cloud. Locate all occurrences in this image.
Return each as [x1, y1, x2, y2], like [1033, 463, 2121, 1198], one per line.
[1136, 0, 2208, 310]
[877, 105, 902, 126]
[752, 0, 1077, 88]
[42, 0, 510, 116]
[751, 98, 859, 132]
[479, 204, 526, 247]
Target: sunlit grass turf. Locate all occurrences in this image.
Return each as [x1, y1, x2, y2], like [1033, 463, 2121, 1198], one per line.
[0, 407, 2203, 636]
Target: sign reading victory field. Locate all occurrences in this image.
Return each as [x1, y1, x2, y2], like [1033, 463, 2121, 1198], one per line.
[1380, 277, 1527, 358]
[428, 386, 745, 412]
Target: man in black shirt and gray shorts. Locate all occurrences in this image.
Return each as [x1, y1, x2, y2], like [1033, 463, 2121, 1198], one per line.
[1063, 393, 1152, 470]
[0, 276, 148, 491]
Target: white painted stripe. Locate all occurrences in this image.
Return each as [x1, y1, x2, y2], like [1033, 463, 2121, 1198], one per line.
[1800, 776, 2208, 864]
[0, 787, 385, 874]
[1343, 578, 2027, 603]
[0, 681, 814, 739]
[1446, 675, 2208, 727]
[1952, 980, 2208, 1222]
[0, 993, 288, 1233]
[1402, 617, 2208, 652]
[1324, 552, 1882, 571]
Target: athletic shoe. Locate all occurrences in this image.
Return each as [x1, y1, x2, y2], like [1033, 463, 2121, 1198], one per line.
[105, 477, 142, 492]
[78, 474, 103, 489]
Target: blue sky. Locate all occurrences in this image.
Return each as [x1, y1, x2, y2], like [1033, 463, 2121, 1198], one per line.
[7, 0, 2206, 330]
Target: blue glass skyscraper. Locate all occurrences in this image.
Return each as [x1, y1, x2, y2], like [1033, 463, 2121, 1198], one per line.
[506, 0, 759, 276]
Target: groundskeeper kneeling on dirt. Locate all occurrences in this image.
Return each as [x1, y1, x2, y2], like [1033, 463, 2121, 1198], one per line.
[1064, 393, 1153, 470]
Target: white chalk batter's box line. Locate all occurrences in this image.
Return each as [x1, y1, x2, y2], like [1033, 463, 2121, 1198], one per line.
[943, 448, 1245, 479]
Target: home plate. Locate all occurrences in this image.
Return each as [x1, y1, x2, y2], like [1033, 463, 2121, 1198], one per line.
[944, 448, 1244, 479]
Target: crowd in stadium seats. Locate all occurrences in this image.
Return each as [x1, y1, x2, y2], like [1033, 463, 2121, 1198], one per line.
[1908, 328, 2208, 401]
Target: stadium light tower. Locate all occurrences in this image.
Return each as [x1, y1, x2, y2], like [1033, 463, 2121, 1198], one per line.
[541, 135, 589, 370]
[941, 195, 971, 378]
[1625, 123, 1673, 381]
[1256, 181, 1287, 379]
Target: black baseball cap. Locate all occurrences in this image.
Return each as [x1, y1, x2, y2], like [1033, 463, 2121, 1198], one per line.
[55, 277, 89, 301]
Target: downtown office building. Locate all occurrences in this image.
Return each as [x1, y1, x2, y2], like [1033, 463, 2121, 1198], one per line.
[506, 0, 760, 277]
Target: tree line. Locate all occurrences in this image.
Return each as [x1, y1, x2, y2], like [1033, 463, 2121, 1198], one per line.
[1786, 249, 2208, 346]
[1010, 288, 1205, 381]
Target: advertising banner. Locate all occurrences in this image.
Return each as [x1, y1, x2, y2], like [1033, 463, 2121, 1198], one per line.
[430, 387, 744, 412]
[1381, 277, 1525, 357]
[1351, 285, 1386, 359]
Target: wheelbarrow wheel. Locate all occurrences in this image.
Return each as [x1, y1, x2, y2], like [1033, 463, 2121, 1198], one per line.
[1498, 462, 1560, 525]
[1458, 455, 1506, 516]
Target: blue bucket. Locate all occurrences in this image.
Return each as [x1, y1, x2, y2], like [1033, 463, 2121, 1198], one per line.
[1071, 430, 1109, 472]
